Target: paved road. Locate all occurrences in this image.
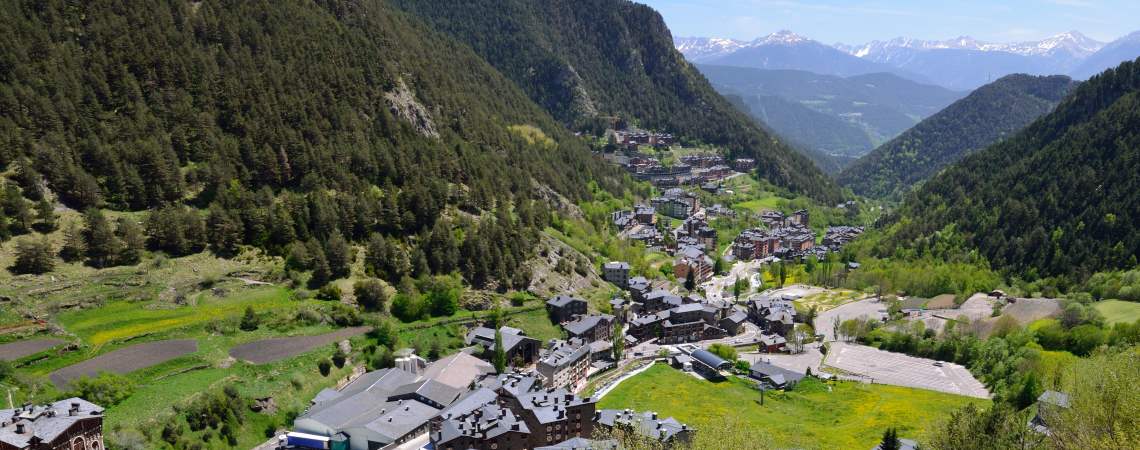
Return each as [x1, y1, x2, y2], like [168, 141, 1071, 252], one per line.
[825, 342, 990, 398]
[0, 338, 65, 360]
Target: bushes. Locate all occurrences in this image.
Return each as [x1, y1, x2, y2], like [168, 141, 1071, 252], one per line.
[318, 358, 332, 376]
[68, 372, 135, 406]
[707, 343, 738, 362]
[353, 279, 388, 312]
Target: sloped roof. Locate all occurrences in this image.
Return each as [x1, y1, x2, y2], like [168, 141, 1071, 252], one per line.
[421, 352, 495, 390]
[0, 398, 103, 448]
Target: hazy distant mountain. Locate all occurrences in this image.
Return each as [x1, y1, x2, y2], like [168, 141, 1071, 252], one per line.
[839, 74, 1077, 198]
[679, 30, 1132, 91]
[1070, 31, 1140, 79]
[697, 65, 963, 164]
[836, 31, 1103, 63]
[833, 31, 1103, 90]
[677, 31, 927, 82]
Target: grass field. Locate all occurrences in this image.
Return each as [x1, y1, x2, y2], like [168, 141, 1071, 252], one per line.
[598, 364, 986, 449]
[1093, 300, 1140, 325]
[797, 290, 862, 312]
[57, 286, 297, 347]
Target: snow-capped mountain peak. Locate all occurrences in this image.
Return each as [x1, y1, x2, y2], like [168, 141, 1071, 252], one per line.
[757, 30, 811, 45]
[836, 31, 1106, 60]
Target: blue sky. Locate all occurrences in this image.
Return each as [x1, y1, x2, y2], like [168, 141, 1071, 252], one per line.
[637, 0, 1139, 44]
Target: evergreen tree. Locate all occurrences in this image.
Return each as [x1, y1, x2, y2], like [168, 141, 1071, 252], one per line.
[33, 199, 55, 233]
[114, 217, 145, 265]
[239, 306, 259, 331]
[308, 246, 332, 289]
[1015, 372, 1041, 410]
[612, 322, 624, 361]
[83, 209, 117, 268]
[325, 232, 352, 279]
[493, 327, 507, 374]
[207, 206, 242, 257]
[11, 236, 55, 274]
[684, 267, 696, 291]
[58, 221, 86, 263]
[879, 428, 900, 450]
[778, 260, 788, 287]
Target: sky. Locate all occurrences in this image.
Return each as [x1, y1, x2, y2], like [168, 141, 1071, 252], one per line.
[636, 0, 1139, 44]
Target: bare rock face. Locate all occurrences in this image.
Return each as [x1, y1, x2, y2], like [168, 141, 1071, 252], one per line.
[526, 233, 604, 298]
[252, 396, 277, 415]
[384, 79, 439, 138]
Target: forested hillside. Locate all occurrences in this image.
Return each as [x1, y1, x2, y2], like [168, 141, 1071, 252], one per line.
[839, 74, 1077, 198]
[0, 0, 627, 288]
[881, 59, 1140, 283]
[390, 0, 843, 204]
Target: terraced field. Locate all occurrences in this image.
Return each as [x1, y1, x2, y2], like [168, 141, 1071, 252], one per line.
[49, 339, 199, 387]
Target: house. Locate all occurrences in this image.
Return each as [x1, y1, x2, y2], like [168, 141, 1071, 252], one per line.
[758, 334, 787, 353]
[706, 203, 736, 218]
[823, 226, 865, 249]
[719, 311, 749, 335]
[731, 158, 756, 172]
[465, 326, 541, 366]
[611, 210, 635, 231]
[732, 229, 781, 261]
[789, 209, 809, 227]
[609, 297, 629, 323]
[562, 314, 615, 343]
[748, 361, 805, 389]
[537, 340, 591, 390]
[430, 373, 598, 450]
[633, 204, 657, 225]
[626, 277, 651, 303]
[748, 297, 797, 337]
[641, 290, 686, 314]
[671, 354, 694, 371]
[759, 210, 786, 229]
[673, 246, 713, 284]
[1029, 390, 1071, 434]
[0, 398, 104, 450]
[602, 262, 630, 287]
[595, 410, 693, 445]
[546, 295, 588, 324]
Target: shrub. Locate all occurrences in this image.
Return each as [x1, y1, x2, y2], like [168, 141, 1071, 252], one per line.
[69, 372, 135, 406]
[318, 358, 332, 376]
[317, 284, 342, 301]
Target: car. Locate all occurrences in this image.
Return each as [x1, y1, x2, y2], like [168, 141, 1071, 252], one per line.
[933, 361, 944, 367]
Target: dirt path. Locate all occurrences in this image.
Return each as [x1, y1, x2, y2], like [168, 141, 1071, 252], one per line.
[229, 326, 371, 364]
[50, 339, 199, 388]
[0, 338, 65, 360]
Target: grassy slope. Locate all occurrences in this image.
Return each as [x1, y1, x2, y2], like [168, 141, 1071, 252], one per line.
[597, 364, 985, 449]
[1093, 300, 1140, 325]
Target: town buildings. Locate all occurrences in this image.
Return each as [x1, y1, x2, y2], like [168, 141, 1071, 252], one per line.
[594, 410, 693, 445]
[465, 326, 542, 366]
[537, 340, 591, 390]
[561, 314, 615, 343]
[294, 353, 494, 450]
[602, 262, 630, 287]
[673, 245, 714, 284]
[0, 398, 104, 450]
[429, 373, 597, 450]
[546, 295, 588, 324]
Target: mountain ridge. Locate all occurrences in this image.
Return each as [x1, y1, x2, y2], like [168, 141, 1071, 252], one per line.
[838, 74, 1078, 198]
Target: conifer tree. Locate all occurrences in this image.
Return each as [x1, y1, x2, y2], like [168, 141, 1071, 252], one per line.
[83, 209, 117, 268]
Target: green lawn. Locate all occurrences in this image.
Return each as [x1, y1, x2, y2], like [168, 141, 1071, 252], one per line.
[57, 286, 298, 347]
[1093, 300, 1140, 325]
[734, 196, 782, 213]
[598, 364, 986, 449]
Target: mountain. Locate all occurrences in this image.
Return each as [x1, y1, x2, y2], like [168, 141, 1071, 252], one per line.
[838, 31, 1103, 64]
[680, 31, 927, 82]
[391, 1, 842, 203]
[0, 0, 630, 289]
[696, 65, 963, 161]
[835, 31, 1104, 90]
[886, 58, 1140, 280]
[839, 74, 1077, 198]
[1070, 31, 1140, 80]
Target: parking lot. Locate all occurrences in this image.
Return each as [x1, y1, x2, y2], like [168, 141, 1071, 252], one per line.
[825, 342, 990, 398]
[814, 298, 888, 341]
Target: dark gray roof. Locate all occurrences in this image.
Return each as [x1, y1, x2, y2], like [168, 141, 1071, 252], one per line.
[388, 379, 462, 407]
[604, 261, 630, 270]
[465, 326, 537, 353]
[749, 361, 805, 386]
[562, 314, 614, 336]
[596, 409, 691, 442]
[689, 349, 731, 370]
[547, 295, 586, 308]
[0, 398, 103, 448]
